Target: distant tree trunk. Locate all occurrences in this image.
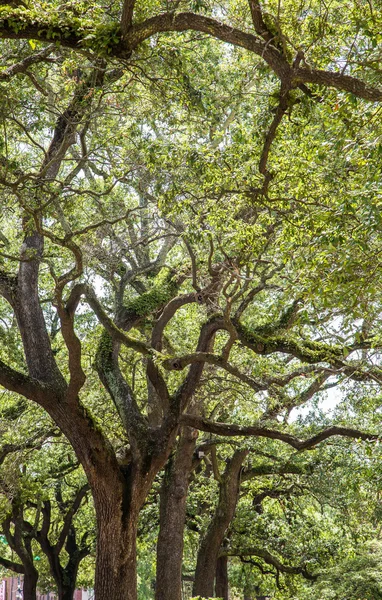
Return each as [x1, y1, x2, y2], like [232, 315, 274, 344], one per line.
[193, 449, 248, 599]
[155, 427, 198, 600]
[59, 527, 89, 600]
[3, 509, 39, 600]
[38, 522, 88, 600]
[215, 555, 229, 600]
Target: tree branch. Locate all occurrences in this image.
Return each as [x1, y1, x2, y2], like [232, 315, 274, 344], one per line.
[230, 546, 317, 580]
[130, 12, 289, 78]
[0, 358, 55, 403]
[84, 284, 153, 356]
[162, 351, 263, 392]
[121, 0, 136, 35]
[0, 269, 17, 306]
[258, 85, 290, 185]
[55, 484, 90, 554]
[180, 414, 379, 450]
[151, 292, 200, 351]
[262, 372, 330, 420]
[95, 331, 148, 450]
[241, 462, 305, 479]
[171, 316, 223, 416]
[0, 11, 381, 102]
[0, 555, 24, 574]
[0, 429, 60, 467]
[0, 44, 55, 81]
[248, 0, 277, 46]
[294, 66, 382, 101]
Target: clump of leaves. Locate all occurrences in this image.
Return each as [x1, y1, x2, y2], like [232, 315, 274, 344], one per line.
[305, 540, 382, 600]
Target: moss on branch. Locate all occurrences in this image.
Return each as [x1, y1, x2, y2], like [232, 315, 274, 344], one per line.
[235, 320, 344, 364]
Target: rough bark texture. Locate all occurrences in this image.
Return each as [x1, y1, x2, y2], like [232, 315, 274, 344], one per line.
[15, 230, 65, 386]
[193, 449, 248, 598]
[94, 494, 139, 600]
[215, 555, 229, 600]
[155, 427, 198, 600]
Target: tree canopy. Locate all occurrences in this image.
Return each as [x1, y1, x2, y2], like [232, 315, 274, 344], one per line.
[0, 1, 382, 599]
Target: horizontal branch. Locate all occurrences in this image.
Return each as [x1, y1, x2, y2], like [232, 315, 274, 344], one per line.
[294, 67, 382, 102]
[0, 358, 54, 404]
[129, 12, 288, 77]
[0, 429, 60, 467]
[0, 44, 55, 82]
[133, 12, 382, 101]
[180, 414, 379, 450]
[0, 555, 24, 574]
[229, 546, 317, 580]
[162, 352, 263, 391]
[1, 10, 380, 102]
[241, 462, 305, 479]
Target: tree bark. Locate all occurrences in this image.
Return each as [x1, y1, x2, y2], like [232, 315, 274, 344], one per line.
[90, 448, 174, 600]
[21, 565, 39, 600]
[155, 427, 197, 600]
[94, 499, 139, 600]
[37, 395, 141, 600]
[215, 555, 229, 600]
[193, 449, 248, 599]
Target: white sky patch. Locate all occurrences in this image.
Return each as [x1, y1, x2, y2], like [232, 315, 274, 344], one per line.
[290, 386, 343, 421]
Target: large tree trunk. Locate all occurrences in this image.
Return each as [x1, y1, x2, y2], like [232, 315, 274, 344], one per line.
[94, 501, 139, 600]
[193, 450, 248, 599]
[91, 443, 176, 600]
[215, 555, 229, 600]
[155, 427, 197, 600]
[39, 397, 140, 600]
[22, 565, 39, 600]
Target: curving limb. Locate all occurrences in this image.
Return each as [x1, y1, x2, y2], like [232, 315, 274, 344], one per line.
[232, 546, 317, 581]
[180, 414, 380, 450]
[0, 44, 55, 82]
[0, 10, 381, 102]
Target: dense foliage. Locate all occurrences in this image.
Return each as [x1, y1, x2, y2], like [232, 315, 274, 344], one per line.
[0, 0, 382, 599]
